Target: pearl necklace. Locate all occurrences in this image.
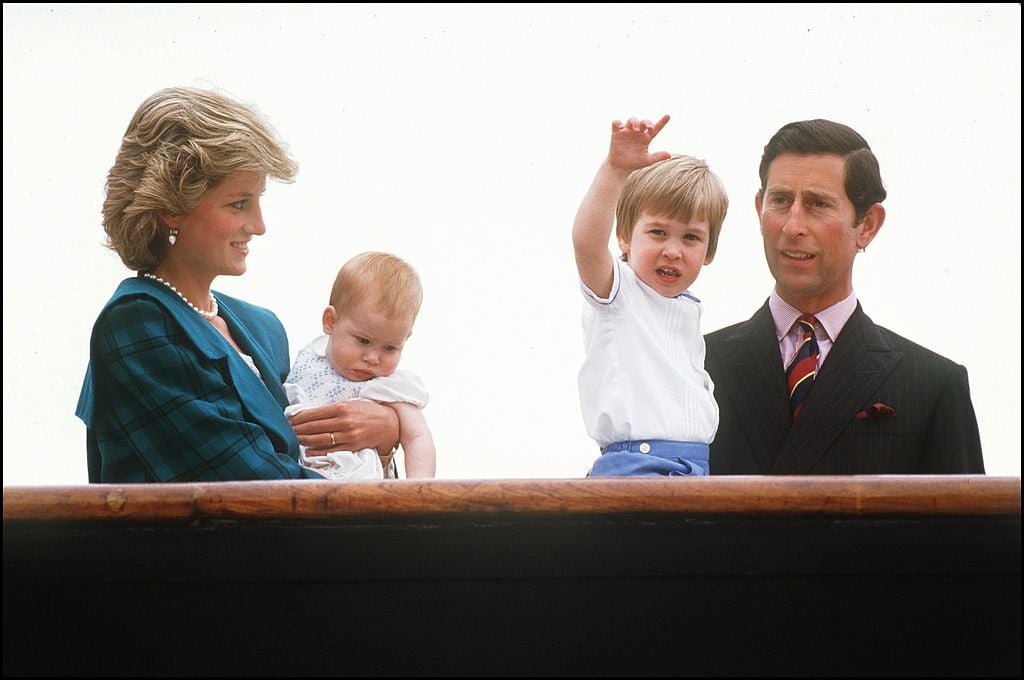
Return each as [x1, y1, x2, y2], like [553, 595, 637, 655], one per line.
[142, 272, 219, 320]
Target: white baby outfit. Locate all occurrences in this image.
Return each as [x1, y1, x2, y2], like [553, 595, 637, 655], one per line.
[284, 334, 428, 480]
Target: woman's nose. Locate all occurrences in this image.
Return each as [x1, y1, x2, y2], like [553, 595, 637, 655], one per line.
[248, 203, 266, 235]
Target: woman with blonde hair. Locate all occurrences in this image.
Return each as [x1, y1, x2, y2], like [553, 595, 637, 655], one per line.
[77, 87, 398, 482]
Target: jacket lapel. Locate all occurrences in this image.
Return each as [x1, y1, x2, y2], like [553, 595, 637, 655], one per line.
[214, 298, 295, 448]
[717, 303, 792, 473]
[772, 304, 902, 473]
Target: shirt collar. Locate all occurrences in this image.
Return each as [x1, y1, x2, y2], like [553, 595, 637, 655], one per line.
[312, 334, 330, 357]
[769, 289, 858, 342]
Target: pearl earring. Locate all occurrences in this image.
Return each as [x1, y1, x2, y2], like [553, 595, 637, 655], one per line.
[168, 228, 178, 246]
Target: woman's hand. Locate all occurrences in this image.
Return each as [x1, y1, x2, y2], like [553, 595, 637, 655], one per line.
[289, 400, 400, 458]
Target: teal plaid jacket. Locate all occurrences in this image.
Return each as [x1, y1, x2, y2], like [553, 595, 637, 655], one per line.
[77, 276, 322, 482]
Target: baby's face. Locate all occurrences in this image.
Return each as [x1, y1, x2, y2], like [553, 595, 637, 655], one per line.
[322, 302, 413, 382]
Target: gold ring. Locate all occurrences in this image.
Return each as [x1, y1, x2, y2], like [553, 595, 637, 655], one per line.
[330, 432, 336, 446]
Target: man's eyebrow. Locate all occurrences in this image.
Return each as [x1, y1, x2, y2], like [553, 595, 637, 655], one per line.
[802, 188, 841, 202]
[766, 185, 840, 201]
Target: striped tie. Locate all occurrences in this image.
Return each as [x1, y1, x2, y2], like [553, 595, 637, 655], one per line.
[786, 315, 819, 421]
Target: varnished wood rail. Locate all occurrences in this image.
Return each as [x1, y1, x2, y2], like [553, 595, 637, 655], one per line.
[3, 475, 1020, 521]
[4, 476, 1020, 676]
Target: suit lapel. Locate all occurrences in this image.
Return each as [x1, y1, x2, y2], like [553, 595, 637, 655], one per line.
[772, 305, 902, 473]
[717, 303, 792, 472]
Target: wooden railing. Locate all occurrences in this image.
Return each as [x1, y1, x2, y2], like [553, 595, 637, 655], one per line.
[4, 476, 1020, 676]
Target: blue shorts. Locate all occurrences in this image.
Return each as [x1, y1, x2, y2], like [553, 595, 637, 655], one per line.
[588, 440, 710, 477]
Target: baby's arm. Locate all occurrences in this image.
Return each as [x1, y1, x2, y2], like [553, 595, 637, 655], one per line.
[572, 115, 673, 298]
[391, 401, 436, 478]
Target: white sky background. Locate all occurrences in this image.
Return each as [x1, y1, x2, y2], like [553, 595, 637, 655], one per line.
[3, 3, 1020, 484]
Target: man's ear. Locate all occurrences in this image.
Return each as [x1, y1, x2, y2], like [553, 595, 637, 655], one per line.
[856, 203, 885, 250]
[322, 306, 337, 335]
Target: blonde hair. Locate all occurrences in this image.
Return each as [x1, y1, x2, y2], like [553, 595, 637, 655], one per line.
[103, 87, 298, 270]
[329, 252, 423, 323]
[616, 154, 729, 261]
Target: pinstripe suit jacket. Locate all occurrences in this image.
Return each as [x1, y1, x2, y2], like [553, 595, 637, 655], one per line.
[77, 276, 322, 482]
[704, 301, 984, 474]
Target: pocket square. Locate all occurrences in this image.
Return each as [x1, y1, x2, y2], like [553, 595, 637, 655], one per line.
[854, 403, 897, 420]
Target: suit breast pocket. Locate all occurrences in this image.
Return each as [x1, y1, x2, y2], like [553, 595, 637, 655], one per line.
[836, 415, 922, 473]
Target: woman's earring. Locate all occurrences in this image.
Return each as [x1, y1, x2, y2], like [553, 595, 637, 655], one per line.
[168, 228, 179, 246]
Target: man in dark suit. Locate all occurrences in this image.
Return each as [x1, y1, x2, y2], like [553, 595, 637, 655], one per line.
[705, 119, 984, 474]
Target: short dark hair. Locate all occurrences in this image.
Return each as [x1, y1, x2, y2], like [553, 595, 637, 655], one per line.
[758, 119, 886, 222]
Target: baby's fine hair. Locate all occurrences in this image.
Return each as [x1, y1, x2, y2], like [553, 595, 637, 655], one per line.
[103, 86, 297, 271]
[615, 154, 729, 261]
[329, 252, 423, 323]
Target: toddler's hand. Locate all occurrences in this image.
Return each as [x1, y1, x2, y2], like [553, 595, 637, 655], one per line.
[607, 114, 672, 172]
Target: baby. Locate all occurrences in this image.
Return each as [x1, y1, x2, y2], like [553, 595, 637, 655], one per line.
[284, 252, 435, 479]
